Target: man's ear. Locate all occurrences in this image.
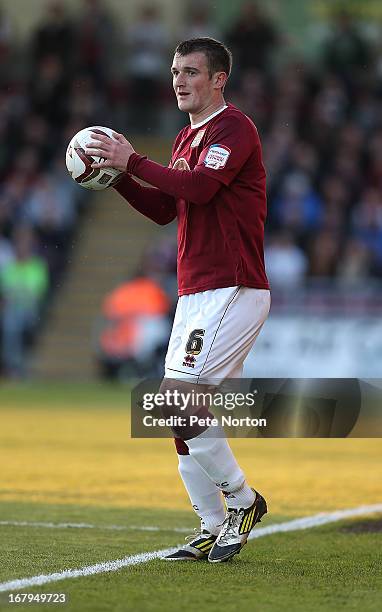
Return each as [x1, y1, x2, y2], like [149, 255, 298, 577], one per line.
[214, 71, 228, 90]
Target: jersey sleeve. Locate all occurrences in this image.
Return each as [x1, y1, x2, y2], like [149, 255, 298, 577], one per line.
[195, 115, 258, 186]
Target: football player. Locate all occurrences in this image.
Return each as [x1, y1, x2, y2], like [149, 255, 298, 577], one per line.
[86, 38, 270, 563]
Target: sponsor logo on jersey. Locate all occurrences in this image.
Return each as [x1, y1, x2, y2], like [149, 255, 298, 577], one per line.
[182, 354, 196, 368]
[204, 144, 231, 169]
[173, 157, 190, 170]
[191, 129, 205, 148]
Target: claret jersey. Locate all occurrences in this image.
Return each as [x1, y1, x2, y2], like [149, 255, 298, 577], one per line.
[170, 103, 269, 295]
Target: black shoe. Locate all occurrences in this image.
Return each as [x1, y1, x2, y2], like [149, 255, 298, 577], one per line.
[208, 490, 267, 563]
[162, 528, 217, 561]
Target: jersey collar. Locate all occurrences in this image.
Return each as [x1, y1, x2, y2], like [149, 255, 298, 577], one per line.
[190, 105, 228, 129]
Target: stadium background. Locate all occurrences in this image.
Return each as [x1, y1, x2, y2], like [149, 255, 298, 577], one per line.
[0, 2, 381, 610]
[1, 0, 382, 379]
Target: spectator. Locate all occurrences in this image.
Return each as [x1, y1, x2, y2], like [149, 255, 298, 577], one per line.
[0, 172, 33, 234]
[30, 0, 74, 67]
[0, 225, 48, 377]
[124, 4, 171, 133]
[8, 148, 41, 189]
[225, 1, 279, 76]
[66, 75, 106, 125]
[319, 174, 351, 232]
[138, 236, 178, 301]
[0, 3, 12, 78]
[29, 55, 69, 125]
[352, 187, 382, 274]
[289, 140, 319, 180]
[75, 0, 116, 83]
[366, 129, 382, 191]
[308, 229, 341, 277]
[21, 172, 77, 282]
[263, 123, 296, 193]
[97, 276, 171, 379]
[0, 235, 14, 270]
[231, 69, 270, 132]
[265, 232, 308, 288]
[2, 1, 382, 377]
[338, 238, 371, 281]
[181, 3, 221, 41]
[313, 74, 348, 130]
[20, 115, 52, 167]
[272, 171, 323, 237]
[323, 10, 371, 85]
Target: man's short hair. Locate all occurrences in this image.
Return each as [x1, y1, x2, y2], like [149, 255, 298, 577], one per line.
[175, 38, 232, 79]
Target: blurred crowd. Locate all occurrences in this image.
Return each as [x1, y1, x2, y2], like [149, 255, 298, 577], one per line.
[0, 0, 112, 375]
[116, 1, 382, 291]
[1, 0, 382, 376]
[123, 1, 382, 288]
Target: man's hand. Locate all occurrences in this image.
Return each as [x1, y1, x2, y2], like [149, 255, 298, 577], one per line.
[85, 131, 135, 171]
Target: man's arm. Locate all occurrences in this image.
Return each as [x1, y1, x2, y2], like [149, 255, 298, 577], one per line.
[126, 155, 222, 205]
[115, 174, 177, 226]
[86, 132, 222, 206]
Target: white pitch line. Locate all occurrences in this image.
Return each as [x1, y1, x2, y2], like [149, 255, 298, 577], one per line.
[0, 548, 178, 594]
[0, 503, 381, 593]
[248, 503, 382, 540]
[0, 521, 190, 533]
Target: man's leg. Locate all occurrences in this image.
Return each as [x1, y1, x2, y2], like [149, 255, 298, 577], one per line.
[162, 287, 270, 561]
[175, 437, 225, 535]
[165, 381, 257, 522]
[184, 420, 267, 563]
[186, 428, 256, 509]
[163, 435, 226, 561]
[160, 377, 260, 561]
[161, 382, 226, 561]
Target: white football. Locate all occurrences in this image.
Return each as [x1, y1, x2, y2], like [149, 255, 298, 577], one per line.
[65, 126, 123, 190]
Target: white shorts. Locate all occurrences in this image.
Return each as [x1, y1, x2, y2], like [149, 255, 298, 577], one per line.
[165, 286, 270, 384]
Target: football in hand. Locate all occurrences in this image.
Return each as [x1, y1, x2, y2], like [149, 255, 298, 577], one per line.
[65, 126, 122, 190]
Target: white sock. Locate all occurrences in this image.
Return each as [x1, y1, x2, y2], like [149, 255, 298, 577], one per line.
[186, 425, 255, 510]
[223, 481, 256, 510]
[178, 454, 225, 535]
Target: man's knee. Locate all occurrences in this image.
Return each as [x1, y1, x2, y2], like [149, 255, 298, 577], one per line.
[159, 377, 214, 439]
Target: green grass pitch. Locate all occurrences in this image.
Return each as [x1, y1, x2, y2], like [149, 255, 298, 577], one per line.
[0, 383, 381, 611]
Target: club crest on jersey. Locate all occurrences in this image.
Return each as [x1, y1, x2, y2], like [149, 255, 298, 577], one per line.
[191, 129, 205, 148]
[173, 157, 190, 170]
[204, 144, 231, 169]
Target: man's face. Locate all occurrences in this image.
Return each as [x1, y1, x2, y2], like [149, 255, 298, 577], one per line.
[171, 52, 222, 114]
